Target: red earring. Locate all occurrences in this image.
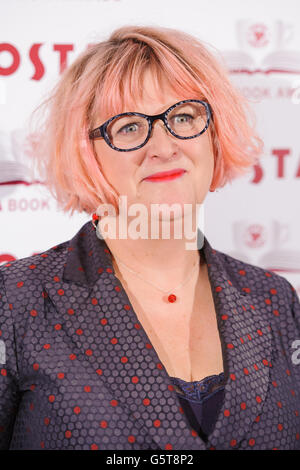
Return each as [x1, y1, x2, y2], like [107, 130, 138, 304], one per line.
[92, 213, 100, 229]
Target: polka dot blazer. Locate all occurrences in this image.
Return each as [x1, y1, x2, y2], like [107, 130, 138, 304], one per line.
[0, 221, 300, 450]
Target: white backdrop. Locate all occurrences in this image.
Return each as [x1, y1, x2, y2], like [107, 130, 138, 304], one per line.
[1, 0, 300, 296]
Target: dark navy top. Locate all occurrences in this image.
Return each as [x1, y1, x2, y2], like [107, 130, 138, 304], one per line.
[170, 372, 226, 441]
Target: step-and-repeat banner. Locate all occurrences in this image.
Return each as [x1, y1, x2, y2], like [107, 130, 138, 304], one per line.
[1, 0, 300, 296]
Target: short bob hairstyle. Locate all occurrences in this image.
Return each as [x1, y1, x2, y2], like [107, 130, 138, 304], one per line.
[29, 25, 263, 215]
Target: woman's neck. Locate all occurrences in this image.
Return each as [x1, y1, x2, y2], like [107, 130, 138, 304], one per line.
[103, 233, 201, 291]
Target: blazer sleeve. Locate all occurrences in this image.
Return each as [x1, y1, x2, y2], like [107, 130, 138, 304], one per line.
[289, 280, 300, 326]
[0, 271, 20, 449]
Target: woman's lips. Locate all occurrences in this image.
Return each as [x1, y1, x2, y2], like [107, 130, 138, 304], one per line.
[143, 169, 186, 182]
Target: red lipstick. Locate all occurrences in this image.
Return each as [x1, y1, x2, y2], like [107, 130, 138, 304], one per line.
[143, 168, 186, 182]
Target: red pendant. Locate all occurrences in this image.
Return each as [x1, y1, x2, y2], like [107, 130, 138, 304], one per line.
[168, 294, 177, 303]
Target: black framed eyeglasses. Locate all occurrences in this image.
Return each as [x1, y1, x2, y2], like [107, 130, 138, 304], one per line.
[89, 99, 212, 152]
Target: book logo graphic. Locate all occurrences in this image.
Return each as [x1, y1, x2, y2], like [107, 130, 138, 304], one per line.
[246, 23, 269, 48]
[0, 130, 42, 196]
[223, 19, 300, 74]
[229, 220, 300, 276]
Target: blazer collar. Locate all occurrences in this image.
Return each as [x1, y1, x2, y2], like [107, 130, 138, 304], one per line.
[45, 221, 272, 450]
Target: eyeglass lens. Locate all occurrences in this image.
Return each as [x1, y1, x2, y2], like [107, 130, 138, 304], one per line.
[106, 101, 208, 150]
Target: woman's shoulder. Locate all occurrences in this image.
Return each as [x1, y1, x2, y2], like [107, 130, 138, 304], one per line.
[0, 239, 72, 329]
[211, 246, 296, 304]
[0, 239, 70, 294]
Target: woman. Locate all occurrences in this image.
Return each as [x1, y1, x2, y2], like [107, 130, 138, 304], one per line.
[0, 25, 300, 450]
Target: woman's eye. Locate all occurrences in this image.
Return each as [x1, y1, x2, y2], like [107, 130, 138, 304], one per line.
[118, 123, 139, 134]
[173, 114, 193, 124]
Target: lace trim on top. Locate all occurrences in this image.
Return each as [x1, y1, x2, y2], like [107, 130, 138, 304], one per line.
[169, 372, 225, 402]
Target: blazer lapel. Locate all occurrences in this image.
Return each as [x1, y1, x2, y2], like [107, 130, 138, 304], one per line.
[44, 222, 206, 450]
[44, 221, 272, 450]
[203, 243, 273, 449]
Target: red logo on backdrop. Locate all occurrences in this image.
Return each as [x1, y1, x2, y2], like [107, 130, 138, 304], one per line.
[251, 148, 300, 184]
[0, 43, 90, 80]
[247, 24, 269, 48]
[230, 221, 300, 276]
[224, 20, 300, 74]
[244, 224, 266, 248]
[0, 254, 16, 265]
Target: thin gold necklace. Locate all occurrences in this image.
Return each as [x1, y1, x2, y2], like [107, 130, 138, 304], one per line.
[112, 254, 200, 304]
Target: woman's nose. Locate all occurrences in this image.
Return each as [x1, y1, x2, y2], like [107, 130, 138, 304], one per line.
[151, 119, 170, 137]
[146, 120, 178, 157]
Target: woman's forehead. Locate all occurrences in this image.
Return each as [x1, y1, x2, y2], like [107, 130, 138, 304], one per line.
[95, 80, 197, 121]
[92, 70, 203, 122]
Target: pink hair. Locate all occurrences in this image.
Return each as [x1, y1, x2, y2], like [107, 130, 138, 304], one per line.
[28, 25, 263, 215]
